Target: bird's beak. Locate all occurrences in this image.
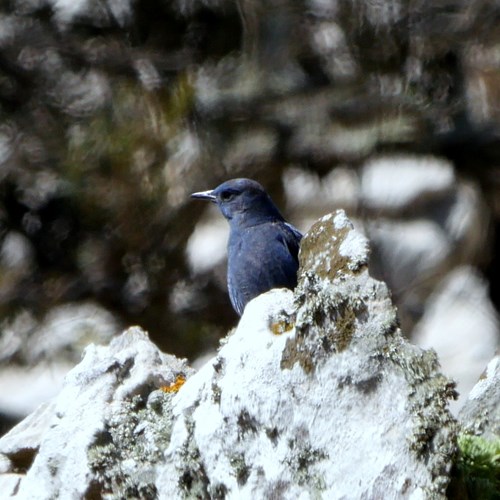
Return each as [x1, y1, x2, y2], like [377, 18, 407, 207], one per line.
[190, 189, 217, 202]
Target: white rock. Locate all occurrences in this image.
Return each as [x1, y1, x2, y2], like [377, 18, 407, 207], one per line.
[0, 473, 22, 497]
[0, 302, 120, 420]
[413, 267, 500, 414]
[366, 218, 451, 290]
[361, 155, 455, 210]
[0, 212, 457, 499]
[159, 210, 455, 498]
[458, 354, 499, 441]
[186, 215, 228, 273]
[49, 0, 132, 28]
[283, 166, 360, 212]
[27, 301, 120, 364]
[0, 364, 72, 419]
[0, 232, 34, 272]
[0, 327, 190, 499]
[0, 402, 56, 457]
[443, 181, 489, 262]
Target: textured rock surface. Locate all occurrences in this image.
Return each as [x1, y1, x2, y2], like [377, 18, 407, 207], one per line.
[414, 267, 500, 414]
[458, 355, 500, 442]
[356, 156, 490, 336]
[1, 0, 499, 443]
[0, 327, 191, 499]
[0, 211, 459, 498]
[0, 302, 120, 421]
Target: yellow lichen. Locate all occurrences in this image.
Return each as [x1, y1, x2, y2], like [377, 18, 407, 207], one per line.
[161, 375, 186, 393]
[270, 318, 294, 335]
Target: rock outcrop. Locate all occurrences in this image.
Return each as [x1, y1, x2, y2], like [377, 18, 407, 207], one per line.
[0, 211, 460, 498]
[458, 354, 500, 442]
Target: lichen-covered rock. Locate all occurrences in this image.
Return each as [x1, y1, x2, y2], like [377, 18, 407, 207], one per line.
[452, 355, 500, 499]
[414, 268, 500, 414]
[0, 211, 458, 498]
[159, 211, 457, 498]
[0, 327, 191, 499]
[0, 302, 121, 423]
[458, 355, 500, 441]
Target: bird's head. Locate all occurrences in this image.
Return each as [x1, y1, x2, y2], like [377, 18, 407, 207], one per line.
[191, 178, 284, 226]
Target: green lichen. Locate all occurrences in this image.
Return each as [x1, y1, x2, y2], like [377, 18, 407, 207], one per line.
[329, 299, 357, 351]
[211, 382, 222, 405]
[297, 214, 369, 285]
[284, 438, 327, 493]
[210, 355, 226, 406]
[176, 415, 210, 499]
[265, 427, 280, 446]
[208, 483, 228, 499]
[379, 341, 458, 497]
[281, 282, 364, 373]
[298, 221, 352, 281]
[229, 453, 250, 486]
[284, 210, 458, 497]
[88, 391, 175, 498]
[237, 409, 259, 439]
[280, 338, 315, 374]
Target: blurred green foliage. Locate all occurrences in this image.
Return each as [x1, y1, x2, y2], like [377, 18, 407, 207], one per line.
[456, 433, 500, 499]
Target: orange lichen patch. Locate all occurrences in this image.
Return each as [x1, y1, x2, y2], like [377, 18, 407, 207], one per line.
[270, 318, 294, 335]
[161, 374, 186, 393]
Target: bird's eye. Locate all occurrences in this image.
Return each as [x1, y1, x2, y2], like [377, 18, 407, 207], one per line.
[219, 191, 234, 202]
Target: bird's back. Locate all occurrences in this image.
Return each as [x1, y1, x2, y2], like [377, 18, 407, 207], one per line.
[227, 220, 302, 315]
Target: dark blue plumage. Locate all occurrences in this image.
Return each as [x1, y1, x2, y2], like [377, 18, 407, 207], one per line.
[191, 178, 302, 316]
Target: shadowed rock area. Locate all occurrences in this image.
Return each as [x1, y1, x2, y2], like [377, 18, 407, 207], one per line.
[0, 211, 472, 498]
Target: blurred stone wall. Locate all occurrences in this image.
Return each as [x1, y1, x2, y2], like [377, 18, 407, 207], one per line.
[0, 0, 499, 428]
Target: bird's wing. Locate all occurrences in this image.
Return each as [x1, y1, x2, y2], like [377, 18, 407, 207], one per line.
[228, 222, 302, 314]
[281, 222, 302, 265]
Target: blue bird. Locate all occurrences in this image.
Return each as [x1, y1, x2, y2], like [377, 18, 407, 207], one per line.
[191, 178, 302, 316]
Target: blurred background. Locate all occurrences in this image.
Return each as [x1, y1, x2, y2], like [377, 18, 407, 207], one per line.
[0, 0, 499, 433]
